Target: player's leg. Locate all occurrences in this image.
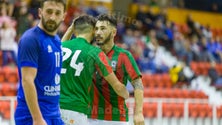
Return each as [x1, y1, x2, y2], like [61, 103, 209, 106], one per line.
[60, 109, 89, 125]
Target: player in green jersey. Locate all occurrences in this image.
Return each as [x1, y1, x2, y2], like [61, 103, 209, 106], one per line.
[62, 14, 144, 125]
[60, 15, 129, 125]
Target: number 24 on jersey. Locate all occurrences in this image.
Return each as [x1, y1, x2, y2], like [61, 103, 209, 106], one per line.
[61, 47, 84, 76]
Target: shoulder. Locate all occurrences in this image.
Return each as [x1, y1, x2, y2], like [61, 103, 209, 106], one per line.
[24, 26, 40, 36]
[92, 45, 102, 51]
[62, 39, 73, 47]
[115, 46, 133, 57]
[81, 46, 104, 61]
[62, 38, 85, 47]
[19, 27, 40, 46]
[88, 46, 103, 55]
[20, 27, 40, 42]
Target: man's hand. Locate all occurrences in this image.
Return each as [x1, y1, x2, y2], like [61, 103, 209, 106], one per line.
[134, 112, 145, 125]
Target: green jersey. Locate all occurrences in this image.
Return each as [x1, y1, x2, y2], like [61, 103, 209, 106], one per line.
[60, 38, 112, 115]
[89, 45, 141, 121]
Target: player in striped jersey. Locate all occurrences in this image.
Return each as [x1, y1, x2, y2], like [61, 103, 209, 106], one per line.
[88, 14, 145, 125]
[60, 15, 129, 125]
[61, 14, 144, 125]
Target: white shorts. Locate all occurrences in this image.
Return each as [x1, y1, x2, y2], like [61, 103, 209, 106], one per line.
[60, 109, 89, 125]
[88, 118, 130, 125]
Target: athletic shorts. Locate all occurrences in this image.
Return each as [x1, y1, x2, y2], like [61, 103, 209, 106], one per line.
[88, 118, 130, 125]
[15, 117, 64, 125]
[60, 109, 89, 125]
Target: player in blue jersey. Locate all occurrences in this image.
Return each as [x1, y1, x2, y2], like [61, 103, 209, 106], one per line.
[14, 0, 66, 125]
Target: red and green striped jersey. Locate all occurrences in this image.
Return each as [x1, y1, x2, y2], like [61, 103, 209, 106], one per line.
[89, 45, 141, 121]
[60, 37, 112, 115]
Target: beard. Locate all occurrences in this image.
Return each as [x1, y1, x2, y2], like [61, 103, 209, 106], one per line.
[41, 17, 61, 33]
[96, 33, 112, 46]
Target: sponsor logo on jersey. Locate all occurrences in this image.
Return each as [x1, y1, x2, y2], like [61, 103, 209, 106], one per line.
[111, 61, 117, 71]
[44, 74, 60, 96]
[48, 45, 53, 53]
[55, 73, 60, 85]
[44, 85, 60, 96]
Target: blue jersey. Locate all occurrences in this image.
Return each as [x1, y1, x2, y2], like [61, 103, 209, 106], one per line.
[15, 26, 62, 120]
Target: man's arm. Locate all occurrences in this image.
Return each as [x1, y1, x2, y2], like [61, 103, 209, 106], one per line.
[21, 67, 46, 125]
[104, 72, 129, 99]
[61, 23, 74, 42]
[131, 77, 145, 125]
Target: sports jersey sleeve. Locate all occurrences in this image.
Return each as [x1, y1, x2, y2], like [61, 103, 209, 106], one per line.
[95, 51, 113, 77]
[19, 35, 39, 68]
[121, 52, 141, 81]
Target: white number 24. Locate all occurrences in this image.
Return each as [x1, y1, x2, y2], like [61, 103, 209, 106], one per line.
[61, 48, 84, 76]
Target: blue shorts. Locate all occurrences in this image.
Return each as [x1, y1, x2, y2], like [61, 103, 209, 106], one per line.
[15, 117, 64, 125]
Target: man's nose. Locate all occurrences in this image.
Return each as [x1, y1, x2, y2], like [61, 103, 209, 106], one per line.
[50, 13, 57, 20]
[95, 29, 101, 35]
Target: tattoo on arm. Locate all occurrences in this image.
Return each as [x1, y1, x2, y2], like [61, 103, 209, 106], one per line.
[132, 78, 144, 90]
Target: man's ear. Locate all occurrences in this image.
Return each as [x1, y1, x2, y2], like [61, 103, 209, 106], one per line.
[112, 28, 117, 37]
[38, 8, 42, 19]
[62, 12, 67, 21]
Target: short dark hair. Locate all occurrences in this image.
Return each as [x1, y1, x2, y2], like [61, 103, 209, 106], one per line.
[40, 0, 66, 11]
[73, 15, 96, 34]
[97, 14, 117, 27]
